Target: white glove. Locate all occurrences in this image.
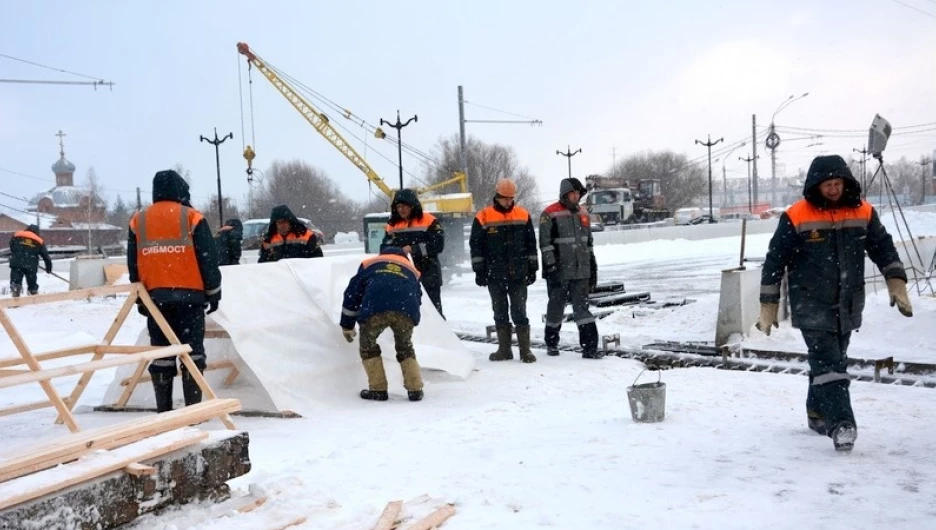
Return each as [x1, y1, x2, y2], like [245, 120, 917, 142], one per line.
[341, 327, 356, 343]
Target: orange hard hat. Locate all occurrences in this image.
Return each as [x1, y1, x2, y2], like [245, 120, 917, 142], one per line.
[495, 178, 517, 198]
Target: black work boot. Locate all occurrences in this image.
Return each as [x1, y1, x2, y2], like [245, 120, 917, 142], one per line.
[807, 410, 827, 435]
[516, 325, 536, 363]
[152, 374, 174, 413]
[831, 421, 857, 452]
[489, 324, 514, 361]
[181, 371, 203, 407]
[10, 285, 20, 299]
[408, 390, 424, 402]
[360, 389, 389, 401]
[579, 322, 603, 359]
[545, 325, 561, 356]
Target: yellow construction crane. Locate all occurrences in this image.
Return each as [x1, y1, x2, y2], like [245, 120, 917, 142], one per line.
[235, 42, 473, 215]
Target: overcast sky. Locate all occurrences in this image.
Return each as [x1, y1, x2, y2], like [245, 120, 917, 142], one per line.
[1, 0, 934, 218]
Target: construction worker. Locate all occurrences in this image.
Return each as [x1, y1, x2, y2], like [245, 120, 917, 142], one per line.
[340, 245, 424, 402]
[215, 218, 243, 266]
[128, 169, 222, 413]
[469, 178, 539, 363]
[758, 154, 912, 452]
[258, 205, 323, 262]
[382, 189, 446, 318]
[8, 224, 52, 298]
[540, 177, 600, 359]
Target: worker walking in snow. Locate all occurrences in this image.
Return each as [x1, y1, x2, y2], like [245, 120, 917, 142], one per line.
[540, 177, 600, 359]
[758, 154, 912, 452]
[8, 224, 53, 298]
[382, 189, 446, 318]
[470, 178, 539, 363]
[128, 169, 222, 413]
[258, 205, 323, 262]
[340, 244, 425, 402]
[215, 218, 243, 266]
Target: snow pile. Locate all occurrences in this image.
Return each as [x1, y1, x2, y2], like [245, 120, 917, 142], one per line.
[332, 231, 360, 244]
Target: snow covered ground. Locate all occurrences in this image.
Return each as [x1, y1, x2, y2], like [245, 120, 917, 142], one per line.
[1, 211, 936, 529]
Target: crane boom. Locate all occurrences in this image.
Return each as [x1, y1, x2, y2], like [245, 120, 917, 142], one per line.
[236, 42, 396, 199]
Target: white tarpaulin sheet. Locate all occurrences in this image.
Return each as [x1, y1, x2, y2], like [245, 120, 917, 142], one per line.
[102, 256, 475, 415]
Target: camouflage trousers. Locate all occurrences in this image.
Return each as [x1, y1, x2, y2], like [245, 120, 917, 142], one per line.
[359, 311, 416, 362]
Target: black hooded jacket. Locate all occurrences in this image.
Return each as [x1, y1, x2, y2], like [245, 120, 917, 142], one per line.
[128, 170, 222, 305]
[381, 189, 445, 288]
[9, 224, 52, 273]
[215, 218, 243, 266]
[470, 197, 538, 283]
[761, 155, 906, 332]
[257, 205, 323, 263]
[539, 178, 596, 283]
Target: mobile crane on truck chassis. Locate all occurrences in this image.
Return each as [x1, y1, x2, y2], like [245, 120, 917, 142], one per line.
[584, 174, 669, 225]
[236, 42, 473, 276]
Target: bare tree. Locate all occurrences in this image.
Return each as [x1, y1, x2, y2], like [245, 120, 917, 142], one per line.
[421, 134, 540, 211]
[107, 195, 131, 229]
[83, 166, 107, 253]
[607, 151, 707, 212]
[198, 195, 242, 232]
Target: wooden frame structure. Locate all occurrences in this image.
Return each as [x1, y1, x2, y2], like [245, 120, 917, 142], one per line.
[0, 282, 235, 431]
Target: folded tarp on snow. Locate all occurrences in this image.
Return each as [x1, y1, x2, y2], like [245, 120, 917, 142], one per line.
[101, 256, 475, 416]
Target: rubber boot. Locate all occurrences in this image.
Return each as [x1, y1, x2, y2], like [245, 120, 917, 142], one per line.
[10, 285, 20, 299]
[400, 357, 424, 401]
[181, 370, 202, 407]
[545, 325, 561, 356]
[153, 373, 174, 413]
[516, 325, 536, 363]
[579, 322, 603, 359]
[489, 324, 514, 361]
[360, 357, 389, 401]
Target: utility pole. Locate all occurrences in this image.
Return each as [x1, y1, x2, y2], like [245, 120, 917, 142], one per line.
[556, 146, 582, 179]
[457, 87, 468, 179]
[768, 93, 810, 206]
[136, 187, 142, 212]
[920, 157, 932, 205]
[611, 145, 618, 177]
[751, 115, 759, 207]
[200, 127, 234, 225]
[695, 135, 723, 221]
[380, 110, 418, 190]
[853, 147, 869, 196]
[740, 154, 759, 213]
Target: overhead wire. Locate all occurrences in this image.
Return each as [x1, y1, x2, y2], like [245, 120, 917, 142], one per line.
[0, 52, 105, 82]
[888, 0, 936, 19]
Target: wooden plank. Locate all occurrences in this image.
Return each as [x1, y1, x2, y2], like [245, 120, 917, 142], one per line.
[119, 361, 236, 387]
[0, 284, 135, 309]
[267, 517, 308, 530]
[115, 360, 149, 407]
[104, 263, 129, 286]
[0, 428, 209, 511]
[136, 289, 181, 344]
[222, 365, 240, 387]
[96, 345, 154, 354]
[0, 306, 80, 433]
[399, 505, 456, 530]
[0, 345, 97, 369]
[235, 496, 268, 513]
[0, 397, 73, 418]
[123, 462, 156, 476]
[177, 352, 236, 430]
[372, 500, 403, 530]
[0, 369, 29, 376]
[102, 286, 138, 346]
[0, 398, 241, 483]
[0, 345, 191, 389]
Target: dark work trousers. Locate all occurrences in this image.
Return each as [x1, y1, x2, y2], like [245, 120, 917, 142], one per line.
[488, 280, 529, 326]
[10, 267, 38, 294]
[422, 281, 444, 320]
[359, 311, 416, 362]
[545, 278, 594, 329]
[147, 303, 207, 377]
[802, 329, 855, 431]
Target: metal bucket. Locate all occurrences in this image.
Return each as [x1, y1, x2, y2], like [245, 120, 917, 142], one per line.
[627, 370, 666, 423]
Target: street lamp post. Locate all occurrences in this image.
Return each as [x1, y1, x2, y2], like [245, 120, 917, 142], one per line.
[200, 128, 234, 225]
[721, 142, 747, 207]
[768, 92, 809, 206]
[740, 154, 759, 213]
[556, 145, 582, 179]
[380, 110, 418, 190]
[695, 134, 724, 221]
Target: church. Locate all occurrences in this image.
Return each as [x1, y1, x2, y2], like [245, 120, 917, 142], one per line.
[0, 131, 122, 254]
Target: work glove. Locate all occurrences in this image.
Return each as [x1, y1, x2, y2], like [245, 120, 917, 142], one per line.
[886, 278, 913, 317]
[755, 303, 779, 336]
[136, 301, 149, 317]
[589, 252, 598, 293]
[205, 299, 219, 315]
[475, 274, 488, 287]
[341, 327, 356, 343]
[45, 264, 52, 274]
[526, 271, 537, 286]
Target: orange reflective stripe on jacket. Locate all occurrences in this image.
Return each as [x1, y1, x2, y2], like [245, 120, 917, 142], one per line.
[475, 204, 530, 228]
[360, 253, 421, 278]
[130, 203, 205, 291]
[786, 199, 873, 233]
[386, 212, 438, 234]
[263, 230, 313, 249]
[13, 231, 43, 245]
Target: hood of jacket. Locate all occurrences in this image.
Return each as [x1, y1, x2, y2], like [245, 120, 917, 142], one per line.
[389, 188, 425, 224]
[803, 155, 862, 209]
[25, 224, 40, 235]
[559, 177, 587, 211]
[152, 170, 191, 204]
[266, 205, 307, 239]
[221, 218, 243, 238]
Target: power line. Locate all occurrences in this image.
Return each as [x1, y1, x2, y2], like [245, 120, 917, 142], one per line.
[464, 100, 540, 122]
[888, 0, 936, 19]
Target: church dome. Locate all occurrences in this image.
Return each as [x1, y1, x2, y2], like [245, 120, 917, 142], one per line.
[51, 156, 76, 175]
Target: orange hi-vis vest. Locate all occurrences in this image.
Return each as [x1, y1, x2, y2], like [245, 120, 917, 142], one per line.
[130, 202, 205, 291]
[385, 212, 438, 235]
[13, 230, 43, 245]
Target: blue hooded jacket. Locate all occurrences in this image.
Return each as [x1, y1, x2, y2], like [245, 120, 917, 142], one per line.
[340, 246, 422, 328]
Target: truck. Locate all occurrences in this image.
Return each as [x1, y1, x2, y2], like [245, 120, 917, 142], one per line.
[583, 175, 669, 224]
